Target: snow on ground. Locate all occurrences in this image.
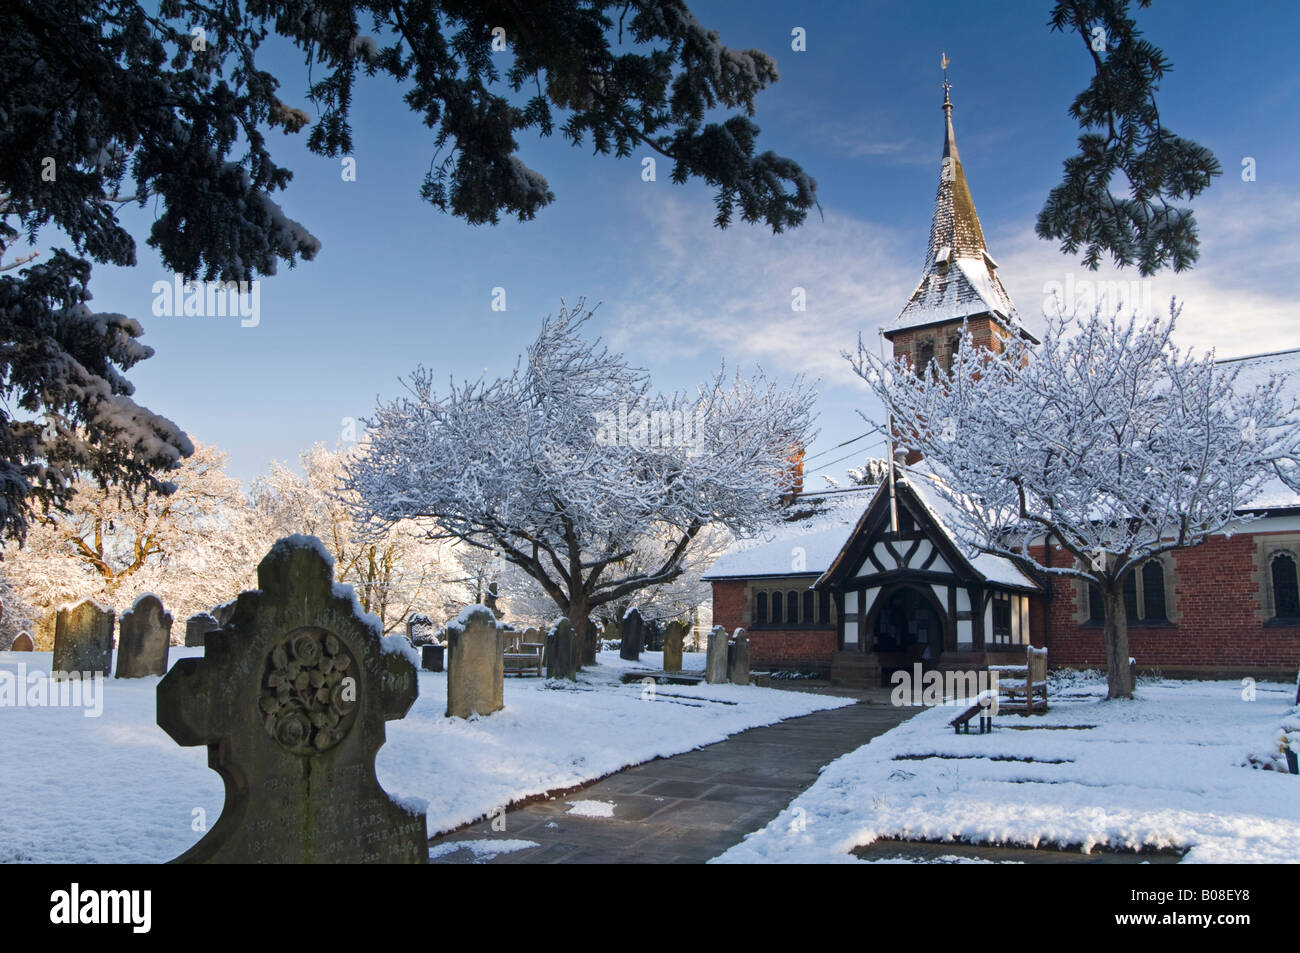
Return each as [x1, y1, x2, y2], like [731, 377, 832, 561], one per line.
[566, 800, 616, 818]
[427, 838, 538, 861]
[0, 648, 849, 863]
[714, 677, 1300, 864]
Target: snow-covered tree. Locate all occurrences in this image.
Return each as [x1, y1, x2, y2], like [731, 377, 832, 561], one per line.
[1, 442, 259, 645]
[250, 443, 465, 634]
[343, 300, 817, 678]
[852, 305, 1300, 699]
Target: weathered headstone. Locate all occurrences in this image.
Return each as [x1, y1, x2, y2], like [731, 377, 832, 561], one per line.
[185, 613, 218, 648]
[663, 620, 687, 672]
[52, 600, 114, 676]
[210, 600, 237, 627]
[546, 618, 577, 679]
[483, 582, 504, 619]
[407, 613, 435, 646]
[705, 625, 730, 684]
[10, 632, 33, 652]
[421, 643, 445, 672]
[603, 617, 621, 655]
[115, 595, 172, 678]
[619, 608, 645, 661]
[727, 629, 751, 686]
[445, 606, 504, 718]
[581, 619, 599, 666]
[522, 626, 541, 646]
[156, 536, 426, 864]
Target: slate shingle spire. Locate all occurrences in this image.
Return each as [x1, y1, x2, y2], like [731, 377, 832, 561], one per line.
[890, 82, 1024, 336]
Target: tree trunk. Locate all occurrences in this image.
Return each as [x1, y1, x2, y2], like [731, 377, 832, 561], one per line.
[1101, 583, 1135, 699]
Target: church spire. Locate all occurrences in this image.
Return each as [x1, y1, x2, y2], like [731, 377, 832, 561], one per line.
[888, 60, 1025, 339]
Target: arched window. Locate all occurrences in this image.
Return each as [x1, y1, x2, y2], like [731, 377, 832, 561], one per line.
[787, 591, 800, 625]
[1142, 561, 1167, 621]
[1087, 584, 1104, 623]
[802, 590, 815, 626]
[770, 592, 783, 626]
[1272, 553, 1300, 619]
[755, 592, 768, 627]
[917, 340, 935, 378]
[1122, 572, 1139, 622]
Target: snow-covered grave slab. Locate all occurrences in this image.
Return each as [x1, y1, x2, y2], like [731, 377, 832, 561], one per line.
[0, 647, 850, 863]
[713, 676, 1300, 864]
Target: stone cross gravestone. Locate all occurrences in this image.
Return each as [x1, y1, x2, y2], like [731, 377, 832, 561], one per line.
[116, 595, 172, 678]
[705, 625, 730, 684]
[10, 632, 33, 652]
[52, 600, 114, 676]
[663, 620, 687, 672]
[445, 606, 504, 718]
[185, 613, 219, 648]
[727, 629, 751, 686]
[157, 536, 427, 864]
[619, 608, 645, 661]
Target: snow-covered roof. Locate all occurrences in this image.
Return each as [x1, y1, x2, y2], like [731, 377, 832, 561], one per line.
[701, 493, 869, 580]
[890, 97, 1032, 341]
[901, 467, 1039, 590]
[1221, 347, 1300, 510]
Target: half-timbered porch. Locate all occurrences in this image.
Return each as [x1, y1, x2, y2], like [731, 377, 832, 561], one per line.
[815, 469, 1040, 688]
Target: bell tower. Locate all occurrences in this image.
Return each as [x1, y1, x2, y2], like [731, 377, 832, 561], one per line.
[883, 59, 1037, 375]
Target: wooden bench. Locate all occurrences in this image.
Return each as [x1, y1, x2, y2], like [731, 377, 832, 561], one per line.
[504, 641, 544, 677]
[993, 645, 1048, 715]
[948, 689, 998, 734]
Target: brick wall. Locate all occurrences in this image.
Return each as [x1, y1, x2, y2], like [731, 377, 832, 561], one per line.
[710, 580, 835, 671]
[1036, 534, 1300, 677]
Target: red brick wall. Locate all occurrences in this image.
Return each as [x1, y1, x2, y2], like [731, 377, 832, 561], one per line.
[710, 580, 836, 671]
[712, 580, 746, 632]
[745, 629, 838, 671]
[1037, 535, 1300, 676]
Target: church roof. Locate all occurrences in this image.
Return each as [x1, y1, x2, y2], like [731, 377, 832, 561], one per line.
[1220, 347, 1300, 510]
[889, 91, 1032, 340]
[701, 492, 870, 580]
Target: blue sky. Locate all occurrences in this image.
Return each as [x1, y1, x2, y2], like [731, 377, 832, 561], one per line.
[63, 0, 1300, 487]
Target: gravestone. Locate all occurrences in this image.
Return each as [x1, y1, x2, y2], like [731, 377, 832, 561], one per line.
[581, 620, 599, 666]
[705, 625, 730, 684]
[115, 595, 172, 678]
[727, 629, 751, 686]
[603, 617, 621, 654]
[546, 618, 577, 679]
[210, 601, 237, 627]
[407, 613, 435, 646]
[421, 644, 445, 672]
[522, 626, 541, 647]
[663, 620, 687, 672]
[445, 606, 504, 718]
[156, 536, 427, 864]
[10, 632, 33, 652]
[185, 613, 219, 648]
[619, 609, 645, 661]
[483, 582, 504, 619]
[52, 600, 114, 676]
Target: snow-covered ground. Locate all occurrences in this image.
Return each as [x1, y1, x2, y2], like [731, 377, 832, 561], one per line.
[0, 648, 850, 863]
[714, 676, 1300, 864]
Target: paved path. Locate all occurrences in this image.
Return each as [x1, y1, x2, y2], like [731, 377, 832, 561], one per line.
[427, 697, 917, 864]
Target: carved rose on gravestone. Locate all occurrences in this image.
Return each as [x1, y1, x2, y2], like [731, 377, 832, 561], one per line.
[261, 629, 358, 754]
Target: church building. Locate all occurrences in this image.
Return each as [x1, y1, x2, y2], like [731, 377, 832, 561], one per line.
[704, 86, 1300, 686]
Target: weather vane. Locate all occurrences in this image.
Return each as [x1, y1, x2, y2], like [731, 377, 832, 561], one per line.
[941, 51, 952, 102]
